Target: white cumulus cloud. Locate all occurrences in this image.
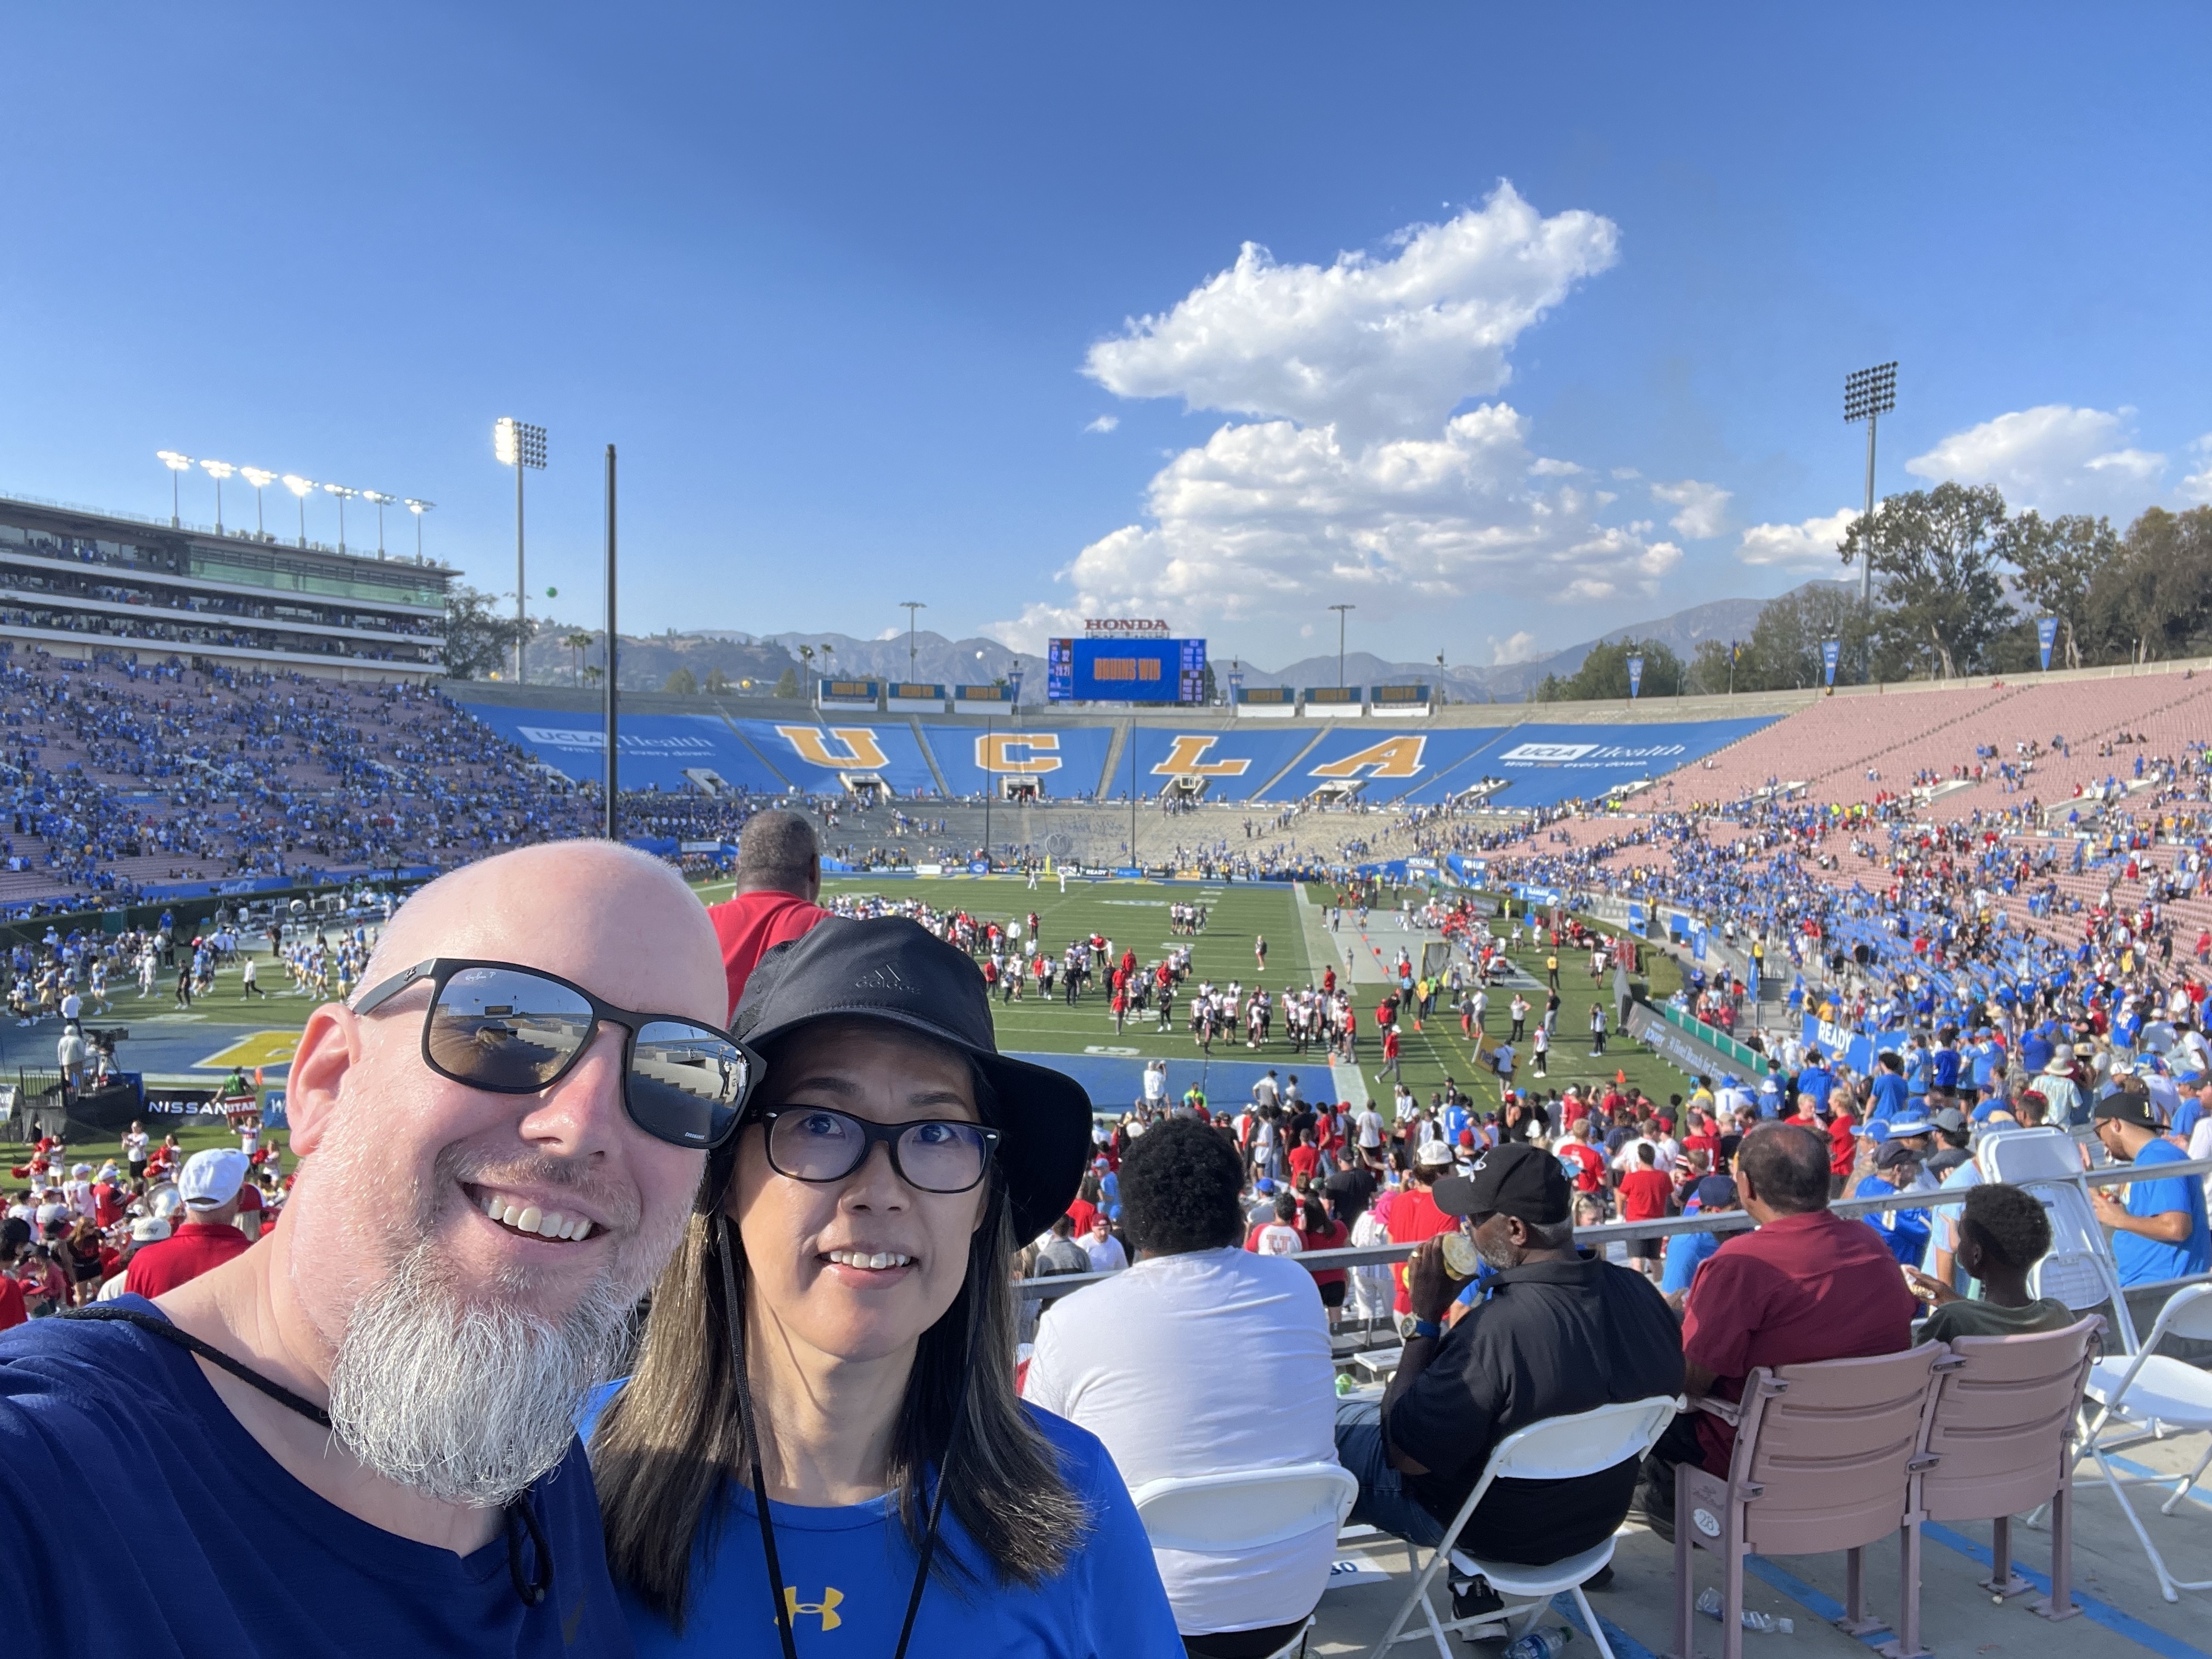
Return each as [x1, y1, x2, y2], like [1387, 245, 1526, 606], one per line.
[2181, 436, 2212, 506]
[1649, 478, 1732, 540]
[985, 407, 1683, 651]
[1735, 509, 1859, 571]
[1907, 405, 2165, 517]
[1081, 183, 1617, 442]
[991, 187, 1679, 649]
[1084, 415, 1119, 434]
[1490, 630, 1542, 665]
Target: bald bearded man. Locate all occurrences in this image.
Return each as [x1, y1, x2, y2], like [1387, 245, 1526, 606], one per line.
[0, 843, 748, 1658]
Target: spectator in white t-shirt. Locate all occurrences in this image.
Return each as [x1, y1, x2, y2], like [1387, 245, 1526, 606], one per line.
[1082, 1213, 1129, 1274]
[1025, 1118, 1339, 1655]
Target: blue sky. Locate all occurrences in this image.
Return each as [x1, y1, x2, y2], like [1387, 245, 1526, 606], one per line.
[4, 3, 2207, 668]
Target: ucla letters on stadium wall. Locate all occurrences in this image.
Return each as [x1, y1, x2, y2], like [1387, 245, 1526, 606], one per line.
[735, 720, 940, 795]
[1121, 728, 1319, 802]
[922, 724, 1115, 798]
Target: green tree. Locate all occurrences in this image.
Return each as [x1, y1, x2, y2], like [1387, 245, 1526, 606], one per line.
[2080, 506, 2212, 664]
[441, 584, 530, 680]
[563, 630, 595, 686]
[704, 667, 731, 695]
[663, 667, 698, 696]
[1723, 583, 1876, 690]
[1838, 482, 2011, 680]
[773, 667, 801, 698]
[1534, 637, 1683, 701]
[1997, 510, 2118, 670]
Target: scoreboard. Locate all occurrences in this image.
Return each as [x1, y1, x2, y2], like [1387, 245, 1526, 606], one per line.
[1046, 637, 1207, 703]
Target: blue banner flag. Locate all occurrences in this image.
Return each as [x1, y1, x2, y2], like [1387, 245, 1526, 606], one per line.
[2037, 616, 2059, 671]
[1626, 655, 1644, 698]
[1821, 639, 1841, 687]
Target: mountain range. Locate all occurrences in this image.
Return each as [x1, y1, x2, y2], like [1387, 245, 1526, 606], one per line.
[516, 582, 1837, 700]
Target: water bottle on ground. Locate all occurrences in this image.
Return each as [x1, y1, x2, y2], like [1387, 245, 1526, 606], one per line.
[1501, 1629, 1571, 1659]
[1696, 1587, 1793, 1633]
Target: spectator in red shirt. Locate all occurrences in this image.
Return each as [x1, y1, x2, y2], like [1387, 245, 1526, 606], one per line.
[1556, 1119, 1605, 1197]
[703, 809, 832, 1019]
[1616, 1143, 1674, 1283]
[125, 1149, 256, 1299]
[1385, 1143, 1460, 1317]
[1287, 1130, 1322, 1186]
[1637, 1122, 1918, 1534]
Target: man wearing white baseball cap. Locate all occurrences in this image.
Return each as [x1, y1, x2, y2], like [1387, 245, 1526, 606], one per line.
[124, 1149, 254, 1299]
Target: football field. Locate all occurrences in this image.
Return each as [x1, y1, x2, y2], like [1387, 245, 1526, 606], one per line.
[5, 874, 1693, 1172]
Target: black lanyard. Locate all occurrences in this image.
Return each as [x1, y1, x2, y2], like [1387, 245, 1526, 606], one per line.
[60, 1305, 553, 1607]
[716, 1216, 973, 1659]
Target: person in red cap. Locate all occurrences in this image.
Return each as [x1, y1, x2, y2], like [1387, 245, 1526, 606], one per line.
[704, 808, 832, 1020]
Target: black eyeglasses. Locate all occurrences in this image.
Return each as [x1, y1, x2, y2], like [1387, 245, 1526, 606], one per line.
[755, 1105, 1000, 1194]
[352, 958, 758, 1150]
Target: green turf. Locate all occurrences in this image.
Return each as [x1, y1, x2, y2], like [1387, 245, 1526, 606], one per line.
[7, 876, 1699, 1180]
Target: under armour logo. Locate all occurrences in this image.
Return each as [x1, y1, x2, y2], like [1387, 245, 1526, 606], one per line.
[782, 1586, 844, 1632]
[854, 963, 913, 992]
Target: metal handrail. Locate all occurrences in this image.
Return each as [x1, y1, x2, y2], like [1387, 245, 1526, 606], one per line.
[1016, 1152, 2212, 1302]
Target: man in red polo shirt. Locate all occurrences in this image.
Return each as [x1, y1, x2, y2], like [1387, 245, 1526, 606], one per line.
[124, 1149, 256, 1298]
[1636, 1122, 1917, 1533]
[705, 809, 832, 1019]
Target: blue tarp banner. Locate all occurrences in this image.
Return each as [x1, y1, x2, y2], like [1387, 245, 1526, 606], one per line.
[1480, 718, 1780, 809]
[453, 701, 786, 793]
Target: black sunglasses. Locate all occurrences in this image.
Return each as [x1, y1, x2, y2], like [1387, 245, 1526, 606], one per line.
[352, 958, 758, 1150]
[754, 1104, 1000, 1195]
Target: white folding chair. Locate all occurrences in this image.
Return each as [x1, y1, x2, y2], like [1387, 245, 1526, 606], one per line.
[2080, 1282, 2212, 1600]
[1130, 1462, 1359, 1659]
[1977, 1125, 2141, 1351]
[1364, 1395, 1682, 1659]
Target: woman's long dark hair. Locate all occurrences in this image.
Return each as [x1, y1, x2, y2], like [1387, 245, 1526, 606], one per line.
[590, 1057, 1089, 1631]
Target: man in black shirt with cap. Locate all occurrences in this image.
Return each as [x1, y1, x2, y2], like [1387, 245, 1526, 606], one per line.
[1333, 1143, 1683, 1573]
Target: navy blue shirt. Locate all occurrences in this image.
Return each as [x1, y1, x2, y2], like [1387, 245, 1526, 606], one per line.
[0, 1299, 633, 1659]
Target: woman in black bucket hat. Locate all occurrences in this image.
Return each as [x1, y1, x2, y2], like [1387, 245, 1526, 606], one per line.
[588, 916, 1182, 1657]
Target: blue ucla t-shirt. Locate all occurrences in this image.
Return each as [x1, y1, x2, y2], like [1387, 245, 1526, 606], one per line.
[2112, 1137, 2212, 1287]
[0, 1298, 633, 1659]
[594, 1395, 1182, 1658]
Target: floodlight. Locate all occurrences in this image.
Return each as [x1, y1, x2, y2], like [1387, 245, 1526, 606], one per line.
[239, 467, 278, 538]
[403, 498, 435, 562]
[1843, 361, 1897, 425]
[281, 473, 316, 547]
[1842, 360, 1900, 614]
[494, 418, 547, 681]
[156, 451, 195, 526]
[199, 460, 236, 535]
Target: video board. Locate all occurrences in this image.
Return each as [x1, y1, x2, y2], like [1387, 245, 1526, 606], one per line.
[1046, 637, 1207, 703]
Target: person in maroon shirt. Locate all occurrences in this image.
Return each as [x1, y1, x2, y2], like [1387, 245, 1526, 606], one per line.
[124, 1148, 256, 1299]
[1636, 1122, 1917, 1534]
[703, 809, 832, 1020]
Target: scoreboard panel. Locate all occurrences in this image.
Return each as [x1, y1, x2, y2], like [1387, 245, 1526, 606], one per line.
[1046, 637, 1208, 703]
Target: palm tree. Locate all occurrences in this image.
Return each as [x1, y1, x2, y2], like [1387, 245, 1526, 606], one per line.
[564, 630, 594, 686]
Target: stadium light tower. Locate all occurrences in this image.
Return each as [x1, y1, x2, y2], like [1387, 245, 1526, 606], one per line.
[1329, 602, 1356, 689]
[156, 451, 194, 527]
[1843, 362, 1898, 608]
[494, 416, 548, 682]
[362, 490, 398, 556]
[239, 467, 276, 538]
[199, 460, 235, 535]
[404, 498, 435, 561]
[280, 474, 317, 547]
[901, 601, 926, 680]
[321, 483, 358, 556]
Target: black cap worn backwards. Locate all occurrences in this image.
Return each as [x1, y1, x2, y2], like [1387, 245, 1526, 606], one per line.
[732, 916, 1093, 1240]
[1432, 1141, 1571, 1226]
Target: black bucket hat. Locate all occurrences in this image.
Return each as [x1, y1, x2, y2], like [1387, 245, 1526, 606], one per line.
[729, 915, 1092, 1240]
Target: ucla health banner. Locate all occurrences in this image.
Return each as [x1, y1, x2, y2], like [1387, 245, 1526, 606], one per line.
[737, 721, 939, 795]
[1478, 718, 1780, 809]
[455, 702, 785, 793]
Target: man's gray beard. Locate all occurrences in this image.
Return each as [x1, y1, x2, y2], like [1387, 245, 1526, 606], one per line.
[1474, 1232, 1521, 1273]
[324, 1236, 641, 1508]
